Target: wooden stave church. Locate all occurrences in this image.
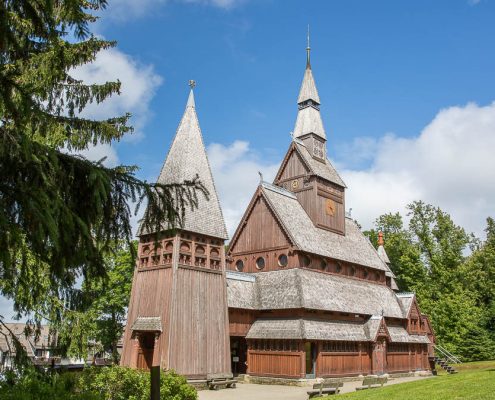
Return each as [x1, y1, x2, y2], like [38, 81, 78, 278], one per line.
[121, 48, 435, 379]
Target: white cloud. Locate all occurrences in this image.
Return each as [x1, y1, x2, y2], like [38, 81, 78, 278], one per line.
[207, 141, 279, 237]
[76, 143, 120, 167]
[71, 47, 163, 143]
[208, 103, 495, 240]
[340, 102, 495, 238]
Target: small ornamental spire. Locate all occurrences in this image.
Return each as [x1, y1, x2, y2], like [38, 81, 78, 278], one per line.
[306, 24, 311, 68]
[186, 80, 196, 108]
[378, 231, 384, 246]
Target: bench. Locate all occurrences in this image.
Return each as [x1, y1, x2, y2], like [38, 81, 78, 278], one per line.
[307, 379, 344, 398]
[206, 373, 237, 390]
[355, 375, 387, 391]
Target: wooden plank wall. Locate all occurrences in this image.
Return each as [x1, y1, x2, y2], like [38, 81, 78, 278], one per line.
[317, 344, 371, 377]
[386, 344, 429, 373]
[232, 197, 290, 254]
[248, 350, 304, 378]
[120, 266, 174, 368]
[276, 150, 310, 182]
[386, 352, 410, 373]
[168, 266, 230, 377]
[228, 309, 255, 336]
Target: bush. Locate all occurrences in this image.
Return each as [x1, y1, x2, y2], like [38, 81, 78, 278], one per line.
[0, 368, 99, 400]
[0, 366, 197, 400]
[78, 366, 197, 400]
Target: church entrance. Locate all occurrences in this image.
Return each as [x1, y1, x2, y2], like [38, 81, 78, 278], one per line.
[305, 342, 316, 378]
[230, 337, 247, 375]
[136, 333, 155, 370]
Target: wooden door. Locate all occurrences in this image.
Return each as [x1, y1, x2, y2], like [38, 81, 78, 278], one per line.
[136, 333, 155, 371]
[305, 342, 316, 378]
[230, 337, 247, 375]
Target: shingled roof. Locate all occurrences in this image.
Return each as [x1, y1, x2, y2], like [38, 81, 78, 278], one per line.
[297, 66, 320, 104]
[131, 317, 162, 332]
[388, 326, 430, 343]
[141, 88, 228, 240]
[0, 323, 54, 357]
[261, 183, 389, 271]
[293, 141, 346, 187]
[245, 317, 430, 343]
[226, 268, 406, 318]
[294, 55, 325, 140]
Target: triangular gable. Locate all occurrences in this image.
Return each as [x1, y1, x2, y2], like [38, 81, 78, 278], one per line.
[228, 186, 296, 254]
[274, 142, 311, 183]
[408, 298, 421, 320]
[375, 317, 392, 342]
[421, 314, 434, 335]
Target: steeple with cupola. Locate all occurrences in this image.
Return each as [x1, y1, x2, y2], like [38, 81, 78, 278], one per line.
[294, 30, 327, 161]
[274, 37, 347, 235]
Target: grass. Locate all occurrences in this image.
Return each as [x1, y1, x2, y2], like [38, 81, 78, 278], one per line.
[324, 361, 495, 400]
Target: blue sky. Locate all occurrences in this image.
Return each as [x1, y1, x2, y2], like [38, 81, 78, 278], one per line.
[2, 0, 495, 321]
[102, 0, 495, 164]
[88, 0, 495, 235]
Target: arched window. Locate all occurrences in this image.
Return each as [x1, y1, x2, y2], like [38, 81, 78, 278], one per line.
[235, 259, 244, 272]
[278, 254, 288, 267]
[256, 257, 265, 270]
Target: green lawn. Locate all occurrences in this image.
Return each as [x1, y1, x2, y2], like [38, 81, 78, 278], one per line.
[326, 361, 495, 400]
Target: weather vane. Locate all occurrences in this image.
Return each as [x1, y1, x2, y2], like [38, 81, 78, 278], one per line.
[188, 80, 196, 89]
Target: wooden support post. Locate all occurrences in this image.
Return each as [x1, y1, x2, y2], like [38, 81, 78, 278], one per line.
[150, 366, 160, 400]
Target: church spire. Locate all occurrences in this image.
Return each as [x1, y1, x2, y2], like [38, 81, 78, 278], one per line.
[294, 32, 325, 140]
[153, 81, 228, 240]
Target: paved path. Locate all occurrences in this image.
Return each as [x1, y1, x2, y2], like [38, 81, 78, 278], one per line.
[199, 375, 432, 400]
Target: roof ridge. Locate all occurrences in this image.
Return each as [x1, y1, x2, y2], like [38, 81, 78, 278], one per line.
[261, 181, 297, 199]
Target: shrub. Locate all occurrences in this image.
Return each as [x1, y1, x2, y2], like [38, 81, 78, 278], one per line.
[0, 368, 99, 400]
[0, 366, 196, 400]
[78, 366, 197, 400]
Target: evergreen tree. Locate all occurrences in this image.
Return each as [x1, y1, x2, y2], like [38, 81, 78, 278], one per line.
[0, 0, 206, 351]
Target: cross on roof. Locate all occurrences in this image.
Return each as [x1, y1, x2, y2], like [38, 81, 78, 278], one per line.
[188, 80, 196, 89]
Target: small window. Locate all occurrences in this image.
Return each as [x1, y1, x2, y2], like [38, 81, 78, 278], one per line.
[302, 255, 311, 267]
[350, 267, 356, 276]
[256, 257, 265, 270]
[278, 254, 288, 267]
[320, 258, 327, 270]
[363, 269, 369, 278]
[336, 263, 342, 273]
[235, 260, 244, 272]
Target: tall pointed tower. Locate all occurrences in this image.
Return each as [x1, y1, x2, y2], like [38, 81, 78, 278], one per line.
[273, 38, 347, 235]
[121, 83, 231, 378]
